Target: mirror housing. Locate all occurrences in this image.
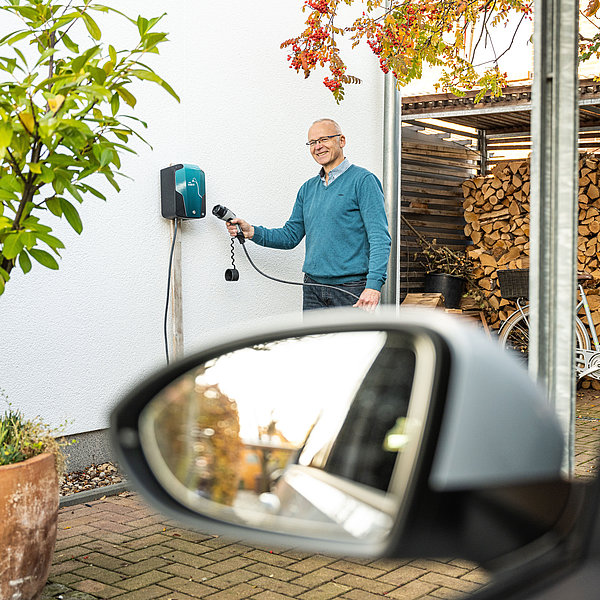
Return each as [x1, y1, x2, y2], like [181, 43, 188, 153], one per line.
[111, 308, 570, 564]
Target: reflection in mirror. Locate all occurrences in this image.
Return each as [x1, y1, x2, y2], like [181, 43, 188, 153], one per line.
[139, 331, 432, 544]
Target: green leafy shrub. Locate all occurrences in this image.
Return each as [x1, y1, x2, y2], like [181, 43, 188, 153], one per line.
[0, 0, 179, 294]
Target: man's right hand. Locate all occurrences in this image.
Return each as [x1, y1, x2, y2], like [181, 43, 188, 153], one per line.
[226, 218, 254, 240]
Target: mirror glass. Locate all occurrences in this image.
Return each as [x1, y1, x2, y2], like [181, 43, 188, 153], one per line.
[138, 330, 434, 545]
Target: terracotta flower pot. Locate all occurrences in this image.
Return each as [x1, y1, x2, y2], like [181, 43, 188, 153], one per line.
[0, 452, 59, 600]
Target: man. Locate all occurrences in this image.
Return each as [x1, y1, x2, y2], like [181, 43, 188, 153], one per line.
[226, 118, 391, 311]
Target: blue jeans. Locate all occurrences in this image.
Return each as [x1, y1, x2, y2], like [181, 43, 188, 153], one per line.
[302, 274, 366, 311]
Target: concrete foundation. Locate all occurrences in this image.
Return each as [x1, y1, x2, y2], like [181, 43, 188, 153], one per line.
[61, 429, 114, 472]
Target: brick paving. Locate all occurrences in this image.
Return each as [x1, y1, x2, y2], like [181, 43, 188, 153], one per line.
[42, 494, 489, 600]
[575, 387, 600, 480]
[42, 389, 600, 600]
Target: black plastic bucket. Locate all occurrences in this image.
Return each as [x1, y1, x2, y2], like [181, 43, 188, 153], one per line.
[423, 273, 465, 309]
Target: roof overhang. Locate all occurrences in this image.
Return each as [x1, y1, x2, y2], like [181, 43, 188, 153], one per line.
[401, 78, 600, 135]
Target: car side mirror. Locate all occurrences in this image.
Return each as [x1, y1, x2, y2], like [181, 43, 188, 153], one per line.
[111, 308, 571, 563]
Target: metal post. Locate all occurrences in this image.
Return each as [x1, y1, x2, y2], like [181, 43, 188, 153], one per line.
[170, 218, 184, 360]
[382, 70, 401, 307]
[530, 0, 579, 474]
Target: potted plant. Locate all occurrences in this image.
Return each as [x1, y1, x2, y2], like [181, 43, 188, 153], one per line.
[0, 403, 69, 600]
[402, 215, 473, 308]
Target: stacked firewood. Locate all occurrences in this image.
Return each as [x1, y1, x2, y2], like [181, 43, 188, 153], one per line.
[461, 157, 600, 338]
[462, 160, 531, 327]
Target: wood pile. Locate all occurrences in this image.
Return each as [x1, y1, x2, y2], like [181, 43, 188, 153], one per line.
[461, 156, 600, 384]
[462, 160, 532, 327]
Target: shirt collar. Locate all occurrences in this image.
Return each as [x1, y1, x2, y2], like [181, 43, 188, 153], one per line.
[319, 158, 351, 185]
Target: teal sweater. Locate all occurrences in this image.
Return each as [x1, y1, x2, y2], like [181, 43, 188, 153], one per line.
[251, 165, 391, 291]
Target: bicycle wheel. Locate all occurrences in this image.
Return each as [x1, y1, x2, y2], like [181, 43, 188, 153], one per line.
[498, 306, 589, 370]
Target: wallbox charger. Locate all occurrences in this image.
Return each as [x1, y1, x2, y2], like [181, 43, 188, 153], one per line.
[160, 164, 206, 219]
[161, 164, 205, 364]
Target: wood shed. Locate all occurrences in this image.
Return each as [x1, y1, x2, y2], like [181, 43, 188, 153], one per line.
[399, 78, 600, 303]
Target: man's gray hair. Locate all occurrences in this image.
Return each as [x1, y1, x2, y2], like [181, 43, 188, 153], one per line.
[311, 118, 342, 135]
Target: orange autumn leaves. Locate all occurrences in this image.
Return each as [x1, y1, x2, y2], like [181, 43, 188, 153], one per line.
[282, 0, 534, 102]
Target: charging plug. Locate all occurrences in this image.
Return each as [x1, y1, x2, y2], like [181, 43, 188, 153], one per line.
[212, 204, 245, 244]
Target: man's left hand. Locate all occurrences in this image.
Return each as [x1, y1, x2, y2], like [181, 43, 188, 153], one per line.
[353, 288, 381, 312]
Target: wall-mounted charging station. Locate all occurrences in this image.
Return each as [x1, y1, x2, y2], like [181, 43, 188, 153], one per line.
[161, 164, 206, 366]
[160, 164, 206, 219]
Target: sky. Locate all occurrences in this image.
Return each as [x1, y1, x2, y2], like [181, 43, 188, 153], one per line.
[195, 331, 388, 444]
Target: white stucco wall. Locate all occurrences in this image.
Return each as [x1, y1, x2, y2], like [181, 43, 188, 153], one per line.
[1, 1, 384, 434]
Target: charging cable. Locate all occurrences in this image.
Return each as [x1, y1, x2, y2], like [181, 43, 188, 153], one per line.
[163, 206, 361, 365]
[212, 205, 360, 301]
[164, 218, 178, 364]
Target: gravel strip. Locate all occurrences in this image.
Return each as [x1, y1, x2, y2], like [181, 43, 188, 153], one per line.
[60, 461, 125, 497]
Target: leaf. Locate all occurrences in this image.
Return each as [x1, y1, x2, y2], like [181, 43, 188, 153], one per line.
[104, 172, 121, 192]
[82, 12, 102, 41]
[2, 233, 24, 260]
[87, 65, 107, 84]
[48, 94, 66, 113]
[102, 59, 115, 75]
[110, 93, 120, 116]
[18, 251, 31, 274]
[0, 121, 13, 147]
[116, 87, 136, 107]
[59, 198, 83, 234]
[37, 232, 65, 253]
[586, 0, 600, 16]
[6, 5, 39, 20]
[137, 16, 149, 37]
[46, 197, 62, 217]
[141, 32, 168, 53]
[0, 56, 18, 75]
[22, 217, 52, 234]
[13, 47, 28, 69]
[99, 148, 113, 167]
[63, 180, 83, 203]
[128, 68, 158, 81]
[0, 187, 19, 203]
[52, 175, 65, 195]
[18, 112, 35, 134]
[0, 29, 23, 44]
[128, 69, 180, 102]
[80, 185, 106, 201]
[34, 47, 58, 68]
[61, 32, 80, 54]
[20, 232, 35, 248]
[29, 248, 59, 270]
[71, 46, 102, 73]
[39, 165, 55, 184]
[0, 266, 9, 294]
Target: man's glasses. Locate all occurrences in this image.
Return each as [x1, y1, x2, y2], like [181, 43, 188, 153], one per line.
[306, 134, 341, 147]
